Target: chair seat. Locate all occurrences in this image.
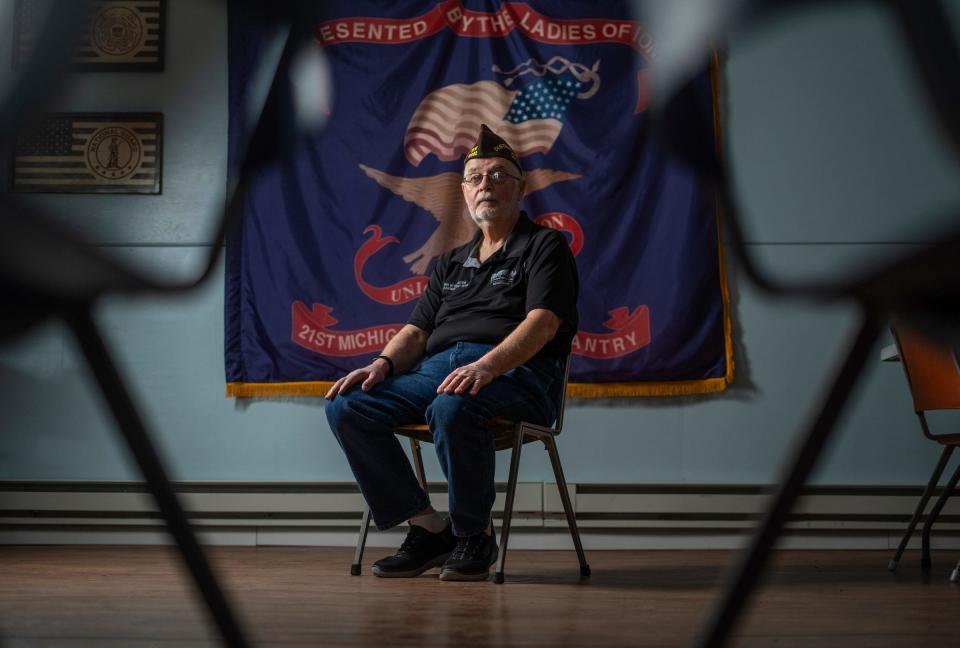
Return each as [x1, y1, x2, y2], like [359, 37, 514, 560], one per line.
[396, 420, 556, 452]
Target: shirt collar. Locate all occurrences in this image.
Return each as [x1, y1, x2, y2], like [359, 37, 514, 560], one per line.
[452, 229, 484, 264]
[452, 211, 533, 264]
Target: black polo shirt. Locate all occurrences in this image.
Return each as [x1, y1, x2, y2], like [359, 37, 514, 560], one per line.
[408, 212, 579, 359]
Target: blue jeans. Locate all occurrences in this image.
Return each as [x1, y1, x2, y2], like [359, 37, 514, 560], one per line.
[326, 342, 562, 537]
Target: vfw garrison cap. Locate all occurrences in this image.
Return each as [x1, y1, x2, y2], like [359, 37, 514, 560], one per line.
[464, 123, 522, 175]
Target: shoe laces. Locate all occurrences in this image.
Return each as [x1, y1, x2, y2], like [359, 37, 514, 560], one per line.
[450, 533, 487, 561]
[398, 525, 431, 554]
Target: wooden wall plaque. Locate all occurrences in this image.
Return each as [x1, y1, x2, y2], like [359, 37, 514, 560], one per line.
[11, 112, 163, 194]
[13, 0, 166, 72]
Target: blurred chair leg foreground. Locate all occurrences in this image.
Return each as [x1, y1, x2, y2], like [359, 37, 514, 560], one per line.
[67, 307, 249, 647]
[698, 316, 883, 647]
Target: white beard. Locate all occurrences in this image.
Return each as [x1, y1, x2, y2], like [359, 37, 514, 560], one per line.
[470, 191, 502, 224]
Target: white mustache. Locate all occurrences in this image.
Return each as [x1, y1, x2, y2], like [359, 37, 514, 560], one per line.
[476, 192, 497, 204]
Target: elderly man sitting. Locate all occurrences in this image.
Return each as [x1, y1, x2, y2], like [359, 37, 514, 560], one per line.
[325, 124, 578, 581]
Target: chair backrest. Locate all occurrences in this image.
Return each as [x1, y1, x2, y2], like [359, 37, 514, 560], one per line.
[891, 324, 960, 413]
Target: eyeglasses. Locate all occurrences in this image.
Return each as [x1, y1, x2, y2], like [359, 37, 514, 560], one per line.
[461, 170, 521, 187]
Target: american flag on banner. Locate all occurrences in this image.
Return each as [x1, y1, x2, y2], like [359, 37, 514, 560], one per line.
[405, 58, 594, 166]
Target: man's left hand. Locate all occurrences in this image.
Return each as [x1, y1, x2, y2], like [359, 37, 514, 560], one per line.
[437, 362, 497, 396]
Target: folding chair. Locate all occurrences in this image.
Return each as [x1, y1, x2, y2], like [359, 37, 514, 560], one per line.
[887, 325, 960, 580]
[350, 358, 591, 583]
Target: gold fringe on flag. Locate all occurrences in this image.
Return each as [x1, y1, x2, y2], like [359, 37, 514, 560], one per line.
[227, 382, 335, 398]
[567, 377, 729, 398]
[228, 375, 731, 399]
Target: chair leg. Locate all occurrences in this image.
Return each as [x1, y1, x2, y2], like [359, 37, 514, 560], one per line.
[66, 308, 249, 648]
[921, 458, 960, 570]
[409, 438, 428, 491]
[352, 440, 427, 575]
[494, 424, 524, 584]
[544, 435, 590, 577]
[889, 445, 955, 571]
[351, 506, 372, 575]
[352, 440, 427, 576]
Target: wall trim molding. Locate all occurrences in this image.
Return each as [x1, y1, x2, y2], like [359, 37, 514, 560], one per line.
[1, 481, 957, 549]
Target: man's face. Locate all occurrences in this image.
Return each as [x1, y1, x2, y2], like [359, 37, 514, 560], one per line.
[461, 157, 525, 227]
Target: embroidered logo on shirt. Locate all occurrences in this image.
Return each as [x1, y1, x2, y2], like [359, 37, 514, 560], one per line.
[490, 268, 520, 287]
[442, 280, 471, 292]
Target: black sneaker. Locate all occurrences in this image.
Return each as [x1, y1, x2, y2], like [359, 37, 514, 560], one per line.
[371, 523, 456, 578]
[439, 531, 499, 581]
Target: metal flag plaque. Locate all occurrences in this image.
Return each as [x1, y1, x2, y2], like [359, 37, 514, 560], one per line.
[11, 113, 163, 194]
[13, 0, 166, 72]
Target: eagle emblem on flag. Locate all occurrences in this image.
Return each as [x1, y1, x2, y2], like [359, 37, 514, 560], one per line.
[360, 57, 600, 273]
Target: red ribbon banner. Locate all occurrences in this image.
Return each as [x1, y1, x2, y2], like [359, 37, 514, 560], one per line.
[534, 212, 584, 257]
[293, 300, 650, 359]
[354, 226, 430, 305]
[571, 306, 651, 359]
[292, 302, 404, 357]
[316, 1, 654, 59]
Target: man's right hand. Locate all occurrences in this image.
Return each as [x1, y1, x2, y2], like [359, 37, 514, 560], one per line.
[324, 358, 390, 400]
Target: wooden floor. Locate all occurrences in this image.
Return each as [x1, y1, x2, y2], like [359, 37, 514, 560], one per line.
[1, 546, 958, 647]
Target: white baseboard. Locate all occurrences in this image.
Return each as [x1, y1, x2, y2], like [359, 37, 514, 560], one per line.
[1, 481, 958, 550]
[2, 526, 959, 551]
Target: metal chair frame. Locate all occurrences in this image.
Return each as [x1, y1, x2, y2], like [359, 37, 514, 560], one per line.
[349, 358, 591, 584]
[887, 326, 960, 579]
